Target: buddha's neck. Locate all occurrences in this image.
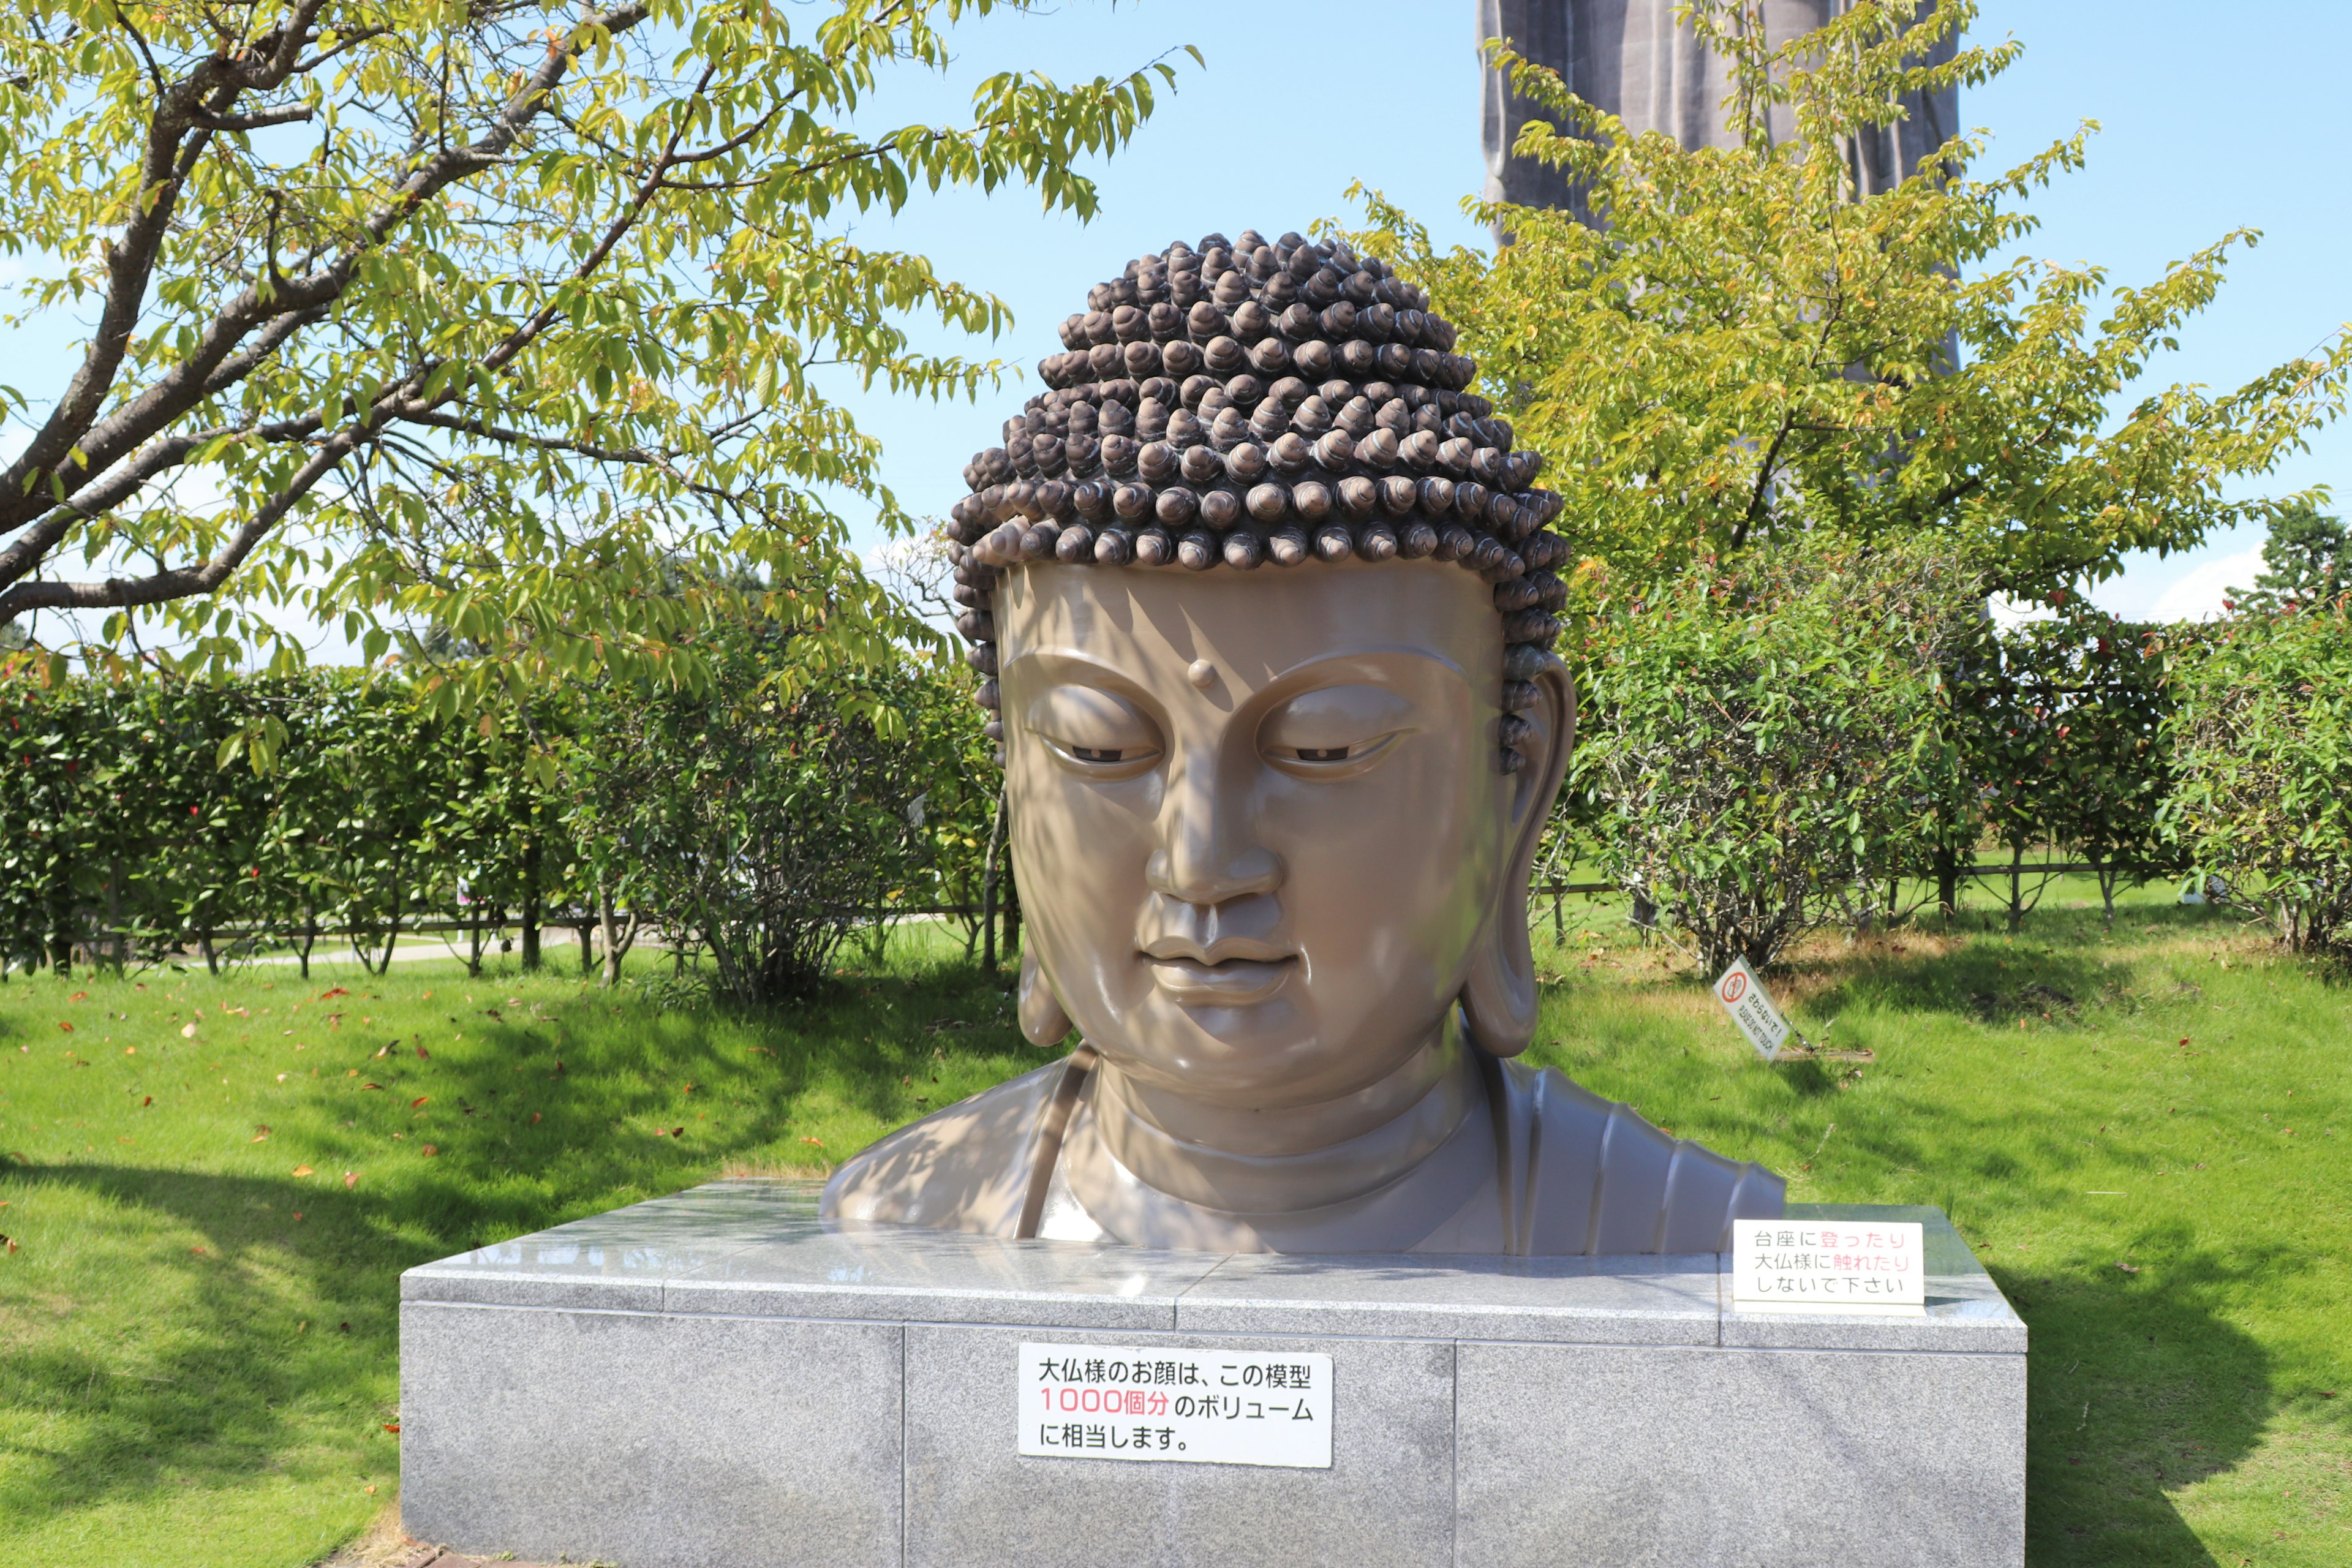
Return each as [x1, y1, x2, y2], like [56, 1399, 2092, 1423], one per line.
[1085, 1015, 1480, 1216]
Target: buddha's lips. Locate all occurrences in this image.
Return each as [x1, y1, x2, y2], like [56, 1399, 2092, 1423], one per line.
[1143, 953, 1296, 1005]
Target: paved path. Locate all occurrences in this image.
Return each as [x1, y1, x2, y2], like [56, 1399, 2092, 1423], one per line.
[325, 1544, 561, 1568]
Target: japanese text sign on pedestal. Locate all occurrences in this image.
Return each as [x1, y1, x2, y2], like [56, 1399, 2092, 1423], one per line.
[1714, 957, 1791, 1061]
[1733, 1219, 1927, 1316]
[1017, 1344, 1333, 1469]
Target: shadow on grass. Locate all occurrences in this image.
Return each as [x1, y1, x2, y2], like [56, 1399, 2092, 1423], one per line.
[0, 954, 1035, 1531]
[0, 1163, 404, 1521]
[2003, 1233, 2280, 1567]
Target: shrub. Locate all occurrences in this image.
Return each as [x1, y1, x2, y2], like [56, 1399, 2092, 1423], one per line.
[565, 633, 984, 1004]
[1573, 538, 1983, 970]
[1959, 606, 2176, 928]
[2162, 603, 2352, 952]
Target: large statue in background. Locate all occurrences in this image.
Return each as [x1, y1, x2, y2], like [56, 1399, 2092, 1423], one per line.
[822, 230, 1784, 1254]
[1478, 0, 1958, 214]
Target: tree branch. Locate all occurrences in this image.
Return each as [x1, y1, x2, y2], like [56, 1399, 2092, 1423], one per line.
[0, 2, 651, 553]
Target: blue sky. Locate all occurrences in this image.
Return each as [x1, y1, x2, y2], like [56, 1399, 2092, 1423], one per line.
[7, 1, 2346, 639]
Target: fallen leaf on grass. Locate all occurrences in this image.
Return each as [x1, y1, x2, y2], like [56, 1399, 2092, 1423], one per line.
[69, 990, 86, 1002]
[415, 1043, 430, 1060]
[383, 1423, 400, 1434]
[292, 1164, 314, 1177]
[56, 1021, 72, 1033]
[801, 1137, 824, 1148]
[190, 1246, 207, 1256]
[251, 1126, 271, 1142]
[292, 1212, 303, 1221]
[529, 1112, 541, 1125]
[410, 1096, 430, 1109]
[2, 1236, 15, 1254]
[319, 987, 349, 1000]
[361, 1083, 382, 1091]
[180, 1023, 198, 1038]
[141, 1095, 151, 1106]
[748, 1045, 775, 1056]
[2116, 1262, 2141, 1274]
[420, 1145, 437, 1157]
[342, 1171, 358, 1188]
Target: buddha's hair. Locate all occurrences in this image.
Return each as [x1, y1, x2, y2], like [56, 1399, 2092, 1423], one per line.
[946, 228, 1567, 771]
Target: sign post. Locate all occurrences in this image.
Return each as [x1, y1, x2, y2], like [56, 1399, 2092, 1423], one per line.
[1713, 956, 1793, 1061]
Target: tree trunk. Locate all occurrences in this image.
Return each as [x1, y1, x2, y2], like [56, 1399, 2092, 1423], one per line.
[597, 873, 638, 988]
[1934, 846, 1959, 925]
[979, 787, 1008, 974]
[106, 856, 126, 973]
[520, 834, 543, 972]
[2006, 843, 2024, 933]
[1003, 869, 1021, 959]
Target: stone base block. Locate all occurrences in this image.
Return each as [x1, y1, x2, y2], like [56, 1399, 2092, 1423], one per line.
[399, 1185, 2024, 1568]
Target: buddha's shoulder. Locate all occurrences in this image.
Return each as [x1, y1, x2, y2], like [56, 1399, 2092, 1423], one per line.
[1504, 1058, 1787, 1254]
[819, 1058, 1068, 1235]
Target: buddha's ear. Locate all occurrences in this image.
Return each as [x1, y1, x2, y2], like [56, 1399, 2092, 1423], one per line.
[1018, 943, 1076, 1047]
[1461, 653, 1576, 1058]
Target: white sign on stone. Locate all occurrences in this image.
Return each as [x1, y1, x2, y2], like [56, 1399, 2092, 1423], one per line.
[1733, 1219, 1928, 1316]
[1714, 957, 1792, 1061]
[1017, 1344, 1333, 1469]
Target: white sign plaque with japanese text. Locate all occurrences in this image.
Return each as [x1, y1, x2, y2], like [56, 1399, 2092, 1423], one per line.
[1714, 957, 1792, 1061]
[1733, 1219, 1927, 1315]
[1018, 1344, 1333, 1469]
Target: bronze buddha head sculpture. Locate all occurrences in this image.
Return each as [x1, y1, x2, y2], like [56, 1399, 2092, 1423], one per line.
[824, 230, 1783, 1254]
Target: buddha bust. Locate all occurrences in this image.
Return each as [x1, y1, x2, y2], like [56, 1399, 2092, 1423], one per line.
[823, 229, 1784, 1254]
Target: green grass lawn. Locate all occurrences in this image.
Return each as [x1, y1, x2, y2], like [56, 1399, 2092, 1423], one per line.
[0, 888, 2345, 1566]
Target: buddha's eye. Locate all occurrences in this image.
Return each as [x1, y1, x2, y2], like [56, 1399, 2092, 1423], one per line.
[1025, 685, 1162, 777]
[1260, 683, 1417, 779]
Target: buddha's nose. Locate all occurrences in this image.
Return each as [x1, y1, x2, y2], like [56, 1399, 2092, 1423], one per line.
[1145, 753, 1281, 907]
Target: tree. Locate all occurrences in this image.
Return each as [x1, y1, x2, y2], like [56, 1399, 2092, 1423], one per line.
[2231, 501, 2348, 612]
[0, 0, 1188, 725]
[1346, 0, 2350, 608]
[1571, 535, 1983, 971]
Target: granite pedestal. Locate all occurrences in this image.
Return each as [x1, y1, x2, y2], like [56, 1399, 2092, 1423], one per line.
[400, 1181, 2024, 1568]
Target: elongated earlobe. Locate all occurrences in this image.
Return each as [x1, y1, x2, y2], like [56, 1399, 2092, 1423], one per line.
[1462, 655, 1577, 1057]
[1019, 943, 1076, 1047]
